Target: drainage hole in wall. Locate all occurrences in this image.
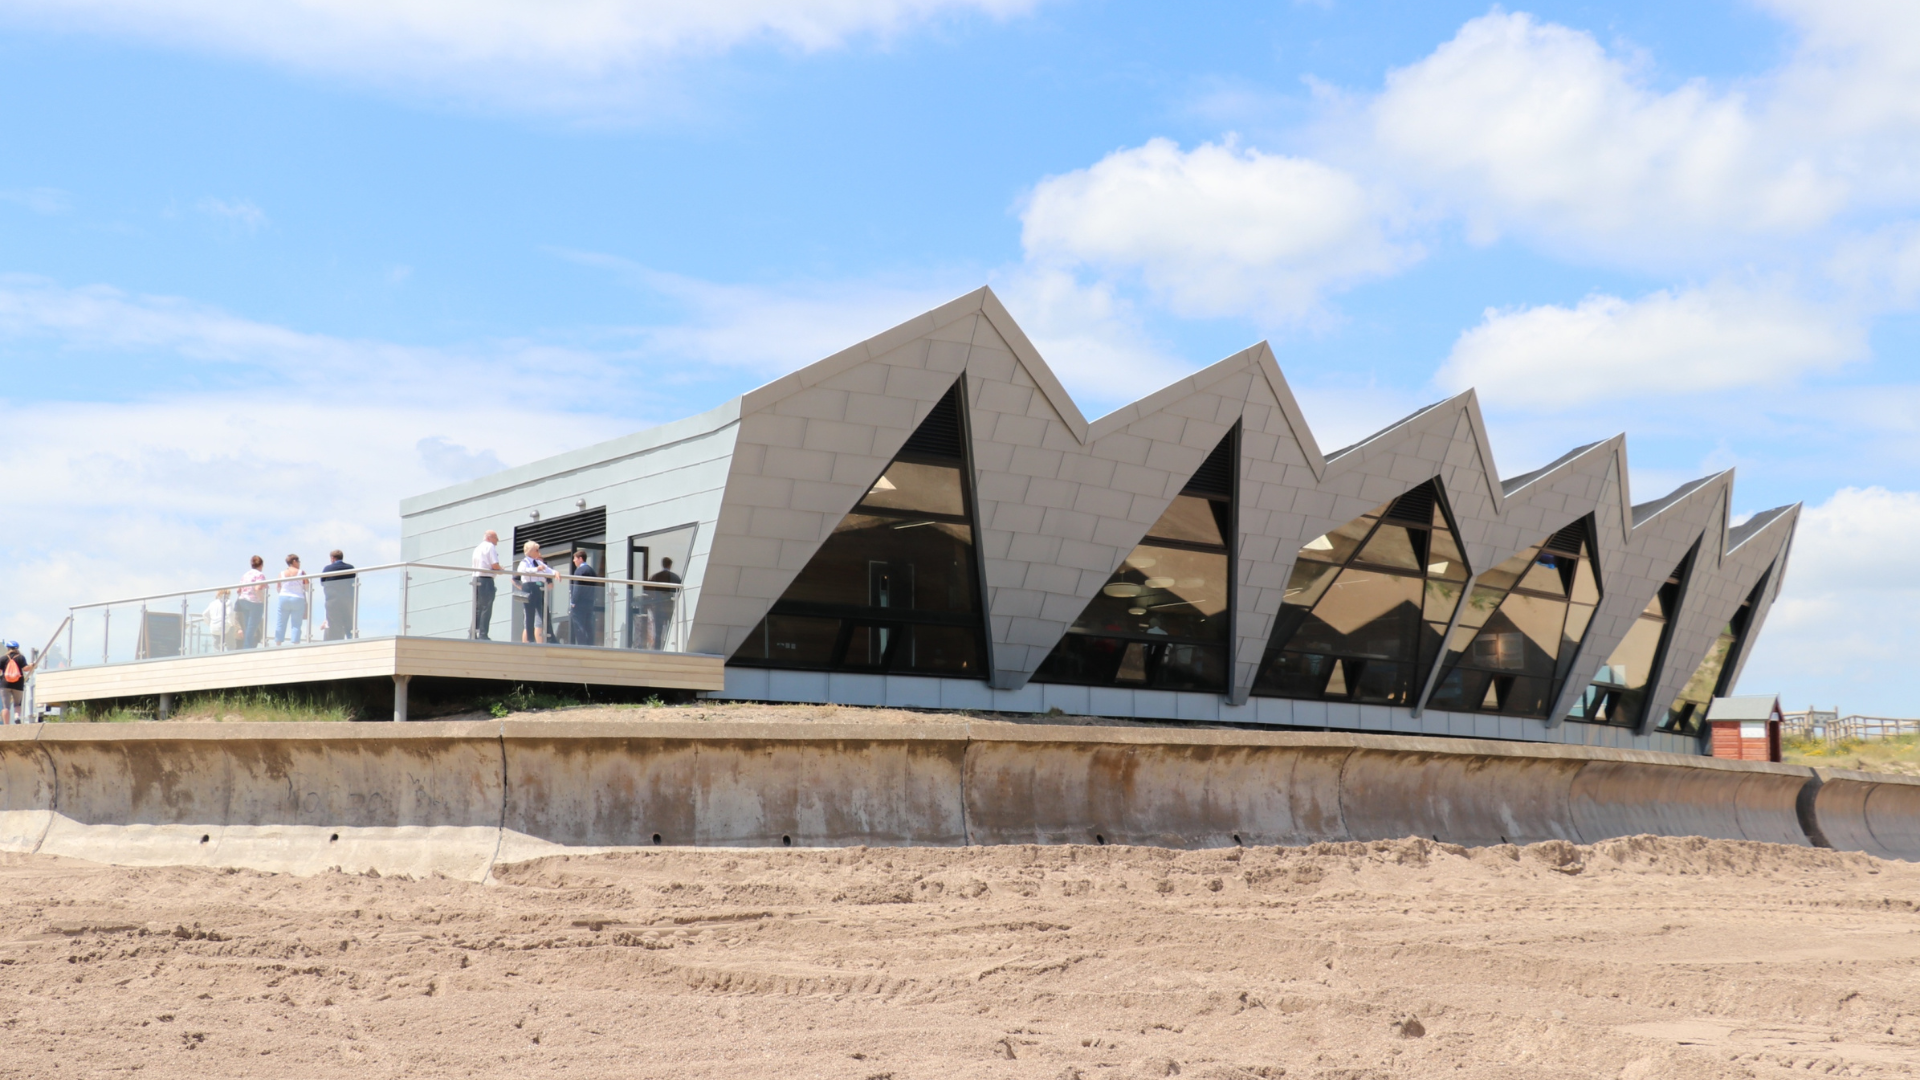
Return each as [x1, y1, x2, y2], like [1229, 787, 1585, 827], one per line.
[329, 833, 339, 843]
[652, 833, 663, 846]
[1232, 833, 1243, 846]
[199, 835, 209, 845]
[1095, 833, 1107, 846]
[781, 835, 792, 847]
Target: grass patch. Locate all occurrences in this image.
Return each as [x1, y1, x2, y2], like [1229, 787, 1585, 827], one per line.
[1783, 732, 1920, 776]
[58, 688, 358, 724]
[485, 684, 593, 718]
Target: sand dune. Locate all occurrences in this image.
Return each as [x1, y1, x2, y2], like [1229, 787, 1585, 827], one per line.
[1, 836, 1915, 1078]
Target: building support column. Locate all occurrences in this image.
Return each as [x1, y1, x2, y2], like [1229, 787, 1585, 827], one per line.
[392, 674, 410, 723]
[157, 693, 171, 721]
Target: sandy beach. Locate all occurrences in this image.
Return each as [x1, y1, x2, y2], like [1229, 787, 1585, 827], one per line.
[1, 835, 1915, 1078]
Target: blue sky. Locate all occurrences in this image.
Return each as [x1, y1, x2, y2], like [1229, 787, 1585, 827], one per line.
[2, 0, 1916, 712]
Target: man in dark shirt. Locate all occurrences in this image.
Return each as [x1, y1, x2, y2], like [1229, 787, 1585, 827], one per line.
[568, 549, 602, 646]
[320, 549, 357, 641]
[644, 557, 682, 650]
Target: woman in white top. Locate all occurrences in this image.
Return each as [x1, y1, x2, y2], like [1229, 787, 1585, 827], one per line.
[272, 554, 309, 645]
[516, 541, 556, 644]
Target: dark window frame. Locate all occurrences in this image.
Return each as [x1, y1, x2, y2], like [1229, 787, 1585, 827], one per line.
[1250, 478, 1471, 707]
[729, 380, 993, 680]
[1031, 425, 1239, 693]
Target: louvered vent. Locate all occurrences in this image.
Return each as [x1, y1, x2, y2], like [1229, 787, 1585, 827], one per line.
[514, 506, 607, 554]
[1181, 431, 1236, 498]
[1384, 482, 1437, 525]
[899, 382, 965, 460]
[1545, 518, 1591, 556]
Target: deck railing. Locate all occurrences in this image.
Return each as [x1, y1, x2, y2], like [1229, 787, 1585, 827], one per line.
[48, 561, 690, 671]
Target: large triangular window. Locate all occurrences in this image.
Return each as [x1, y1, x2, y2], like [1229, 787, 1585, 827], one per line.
[731, 381, 987, 678]
[1659, 564, 1771, 736]
[1251, 480, 1469, 705]
[1566, 546, 1694, 727]
[1426, 518, 1602, 718]
[1031, 428, 1236, 692]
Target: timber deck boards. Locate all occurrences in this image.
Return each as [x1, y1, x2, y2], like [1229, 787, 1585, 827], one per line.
[33, 637, 726, 701]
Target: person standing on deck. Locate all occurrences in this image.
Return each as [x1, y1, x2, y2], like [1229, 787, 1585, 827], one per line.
[238, 556, 268, 648]
[320, 550, 357, 641]
[272, 554, 309, 645]
[516, 541, 555, 644]
[471, 531, 503, 640]
[569, 548, 602, 646]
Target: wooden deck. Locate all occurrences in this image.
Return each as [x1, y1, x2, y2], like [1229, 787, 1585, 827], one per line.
[32, 636, 726, 703]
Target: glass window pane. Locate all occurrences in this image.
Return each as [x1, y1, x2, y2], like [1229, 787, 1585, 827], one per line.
[858, 460, 965, 517]
[1568, 549, 1600, 605]
[1519, 555, 1568, 597]
[734, 614, 841, 666]
[1034, 634, 1128, 684]
[1560, 602, 1595, 658]
[1254, 650, 1337, 697]
[1481, 594, 1566, 674]
[1476, 548, 1535, 595]
[1284, 557, 1343, 609]
[1070, 543, 1227, 641]
[1155, 643, 1229, 691]
[1423, 578, 1464, 626]
[777, 515, 977, 614]
[1255, 479, 1472, 703]
[1299, 509, 1384, 567]
[1356, 525, 1423, 571]
[897, 624, 982, 676]
[1425, 527, 1469, 582]
[1297, 568, 1424, 655]
[1353, 660, 1414, 705]
[1148, 495, 1227, 546]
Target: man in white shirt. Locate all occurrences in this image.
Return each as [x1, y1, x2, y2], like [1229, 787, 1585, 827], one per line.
[471, 530, 503, 640]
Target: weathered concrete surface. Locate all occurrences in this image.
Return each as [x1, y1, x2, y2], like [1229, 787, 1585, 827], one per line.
[0, 721, 1912, 879]
[1803, 768, 1920, 861]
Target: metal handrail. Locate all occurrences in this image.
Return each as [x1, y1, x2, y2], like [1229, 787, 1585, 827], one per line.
[68, 560, 686, 612]
[31, 614, 70, 669]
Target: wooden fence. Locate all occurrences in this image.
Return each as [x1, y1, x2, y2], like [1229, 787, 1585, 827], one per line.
[1783, 709, 1920, 743]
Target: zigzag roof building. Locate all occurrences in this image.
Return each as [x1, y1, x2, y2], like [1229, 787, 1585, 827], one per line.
[402, 287, 1797, 755]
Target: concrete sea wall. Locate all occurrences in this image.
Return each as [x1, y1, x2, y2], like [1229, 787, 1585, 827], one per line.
[0, 721, 1913, 881]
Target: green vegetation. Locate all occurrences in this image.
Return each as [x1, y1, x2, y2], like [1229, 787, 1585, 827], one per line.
[58, 687, 358, 724]
[1783, 733, 1920, 777]
[484, 684, 588, 718]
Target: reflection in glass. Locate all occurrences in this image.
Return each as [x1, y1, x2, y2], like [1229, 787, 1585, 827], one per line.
[1033, 430, 1236, 692]
[1566, 551, 1691, 727]
[1658, 565, 1771, 736]
[731, 381, 987, 677]
[1427, 518, 1602, 719]
[1250, 480, 1470, 705]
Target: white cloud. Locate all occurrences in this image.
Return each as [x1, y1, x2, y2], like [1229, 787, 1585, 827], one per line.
[989, 266, 1191, 413]
[1367, 12, 1847, 259]
[0, 0, 1038, 113]
[1739, 486, 1920, 713]
[0, 274, 617, 398]
[578, 259, 965, 377]
[1020, 137, 1413, 322]
[1438, 283, 1865, 410]
[195, 196, 267, 231]
[0, 395, 627, 656]
[0, 187, 70, 214]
